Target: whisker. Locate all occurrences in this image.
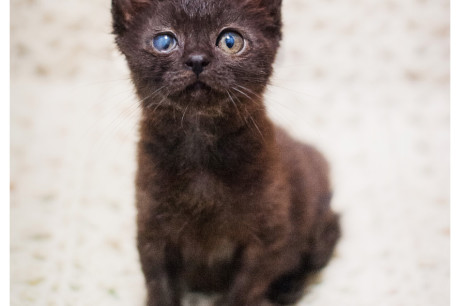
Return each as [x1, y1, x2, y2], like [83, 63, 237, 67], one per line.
[246, 106, 265, 142]
[267, 81, 318, 100]
[234, 85, 312, 137]
[152, 95, 169, 112]
[143, 86, 168, 108]
[228, 88, 260, 137]
[226, 89, 244, 125]
[234, 84, 263, 100]
[181, 103, 190, 128]
[231, 86, 255, 101]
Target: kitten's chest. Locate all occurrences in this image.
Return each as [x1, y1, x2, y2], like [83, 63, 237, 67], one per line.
[181, 235, 239, 292]
[163, 117, 247, 171]
[177, 121, 218, 163]
[183, 170, 224, 206]
[182, 236, 236, 268]
[169, 205, 239, 269]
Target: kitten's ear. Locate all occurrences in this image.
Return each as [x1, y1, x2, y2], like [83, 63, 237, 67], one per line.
[112, 0, 152, 34]
[259, 0, 282, 27]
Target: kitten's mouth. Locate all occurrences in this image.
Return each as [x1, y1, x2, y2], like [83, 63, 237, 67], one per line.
[185, 81, 212, 92]
[169, 79, 226, 108]
[178, 80, 216, 102]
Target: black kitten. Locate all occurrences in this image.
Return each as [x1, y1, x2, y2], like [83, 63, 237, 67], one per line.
[112, 1, 340, 305]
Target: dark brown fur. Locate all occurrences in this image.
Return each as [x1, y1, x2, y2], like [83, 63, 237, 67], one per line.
[112, 1, 340, 305]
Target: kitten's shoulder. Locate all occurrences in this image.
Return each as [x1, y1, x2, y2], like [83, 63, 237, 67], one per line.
[275, 127, 328, 164]
[275, 126, 330, 191]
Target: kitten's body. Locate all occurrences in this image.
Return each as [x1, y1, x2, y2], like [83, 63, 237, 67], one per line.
[112, 1, 340, 305]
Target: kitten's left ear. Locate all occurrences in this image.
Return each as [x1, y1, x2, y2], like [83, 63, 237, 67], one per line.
[259, 0, 282, 28]
[112, 0, 152, 34]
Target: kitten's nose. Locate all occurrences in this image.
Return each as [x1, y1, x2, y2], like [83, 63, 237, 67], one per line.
[185, 54, 210, 76]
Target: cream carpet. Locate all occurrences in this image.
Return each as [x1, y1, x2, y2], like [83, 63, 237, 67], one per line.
[11, 0, 450, 305]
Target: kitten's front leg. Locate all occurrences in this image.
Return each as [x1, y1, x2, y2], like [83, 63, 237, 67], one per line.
[219, 244, 291, 306]
[138, 238, 182, 306]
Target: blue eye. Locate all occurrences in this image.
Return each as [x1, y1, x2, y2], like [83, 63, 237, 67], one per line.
[217, 31, 244, 54]
[225, 35, 235, 49]
[152, 34, 177, 52]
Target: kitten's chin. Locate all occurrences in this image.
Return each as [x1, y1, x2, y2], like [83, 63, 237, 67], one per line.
[170, 80, 226, 108]
[185, 81, 212, 95]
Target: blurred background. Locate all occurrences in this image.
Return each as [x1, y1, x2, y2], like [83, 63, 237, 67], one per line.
[10, 0, 450, 305]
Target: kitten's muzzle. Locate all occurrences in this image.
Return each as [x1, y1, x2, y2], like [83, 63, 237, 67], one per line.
[185, 81, 212, 93]
[185, 54, 210, 77]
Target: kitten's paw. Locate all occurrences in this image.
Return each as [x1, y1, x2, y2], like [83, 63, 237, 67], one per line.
[213, 297, 278, 306]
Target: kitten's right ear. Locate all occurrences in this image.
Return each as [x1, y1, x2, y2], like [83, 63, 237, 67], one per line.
[111, 0, 152, 34]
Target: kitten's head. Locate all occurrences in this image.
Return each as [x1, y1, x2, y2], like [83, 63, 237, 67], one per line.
[112, 0, 282, 111]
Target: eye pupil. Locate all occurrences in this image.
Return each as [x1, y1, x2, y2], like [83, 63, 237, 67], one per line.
[156, 35, 170, 49]
[225, 35, 235, 49]
[153, 34, 175, 52]
[218, 31, 244, 54]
